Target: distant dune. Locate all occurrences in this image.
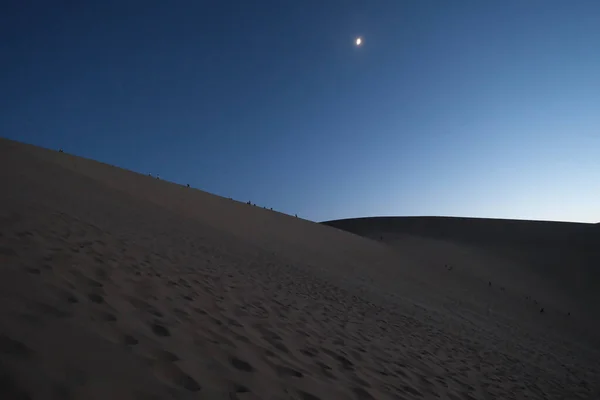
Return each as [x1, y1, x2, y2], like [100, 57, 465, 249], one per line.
[323, 216, 600, 320]
[1, 137, 599, 399]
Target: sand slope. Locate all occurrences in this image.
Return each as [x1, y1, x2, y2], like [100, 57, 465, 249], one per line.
[323, 217, 600, 330]
[1, 138, 599, 399]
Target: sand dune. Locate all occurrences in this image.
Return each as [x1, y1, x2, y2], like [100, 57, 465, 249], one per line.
[323, 217, 600, 333]
[1, 137, 599, 399]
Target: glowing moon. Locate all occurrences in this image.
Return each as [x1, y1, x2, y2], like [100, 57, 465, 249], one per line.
[355, 37, 362, 46]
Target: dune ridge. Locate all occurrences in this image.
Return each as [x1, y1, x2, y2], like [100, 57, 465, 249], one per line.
[1, 137, 599, 399]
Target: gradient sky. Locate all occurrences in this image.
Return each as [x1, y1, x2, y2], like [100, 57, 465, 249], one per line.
[2, 1, 599, 223]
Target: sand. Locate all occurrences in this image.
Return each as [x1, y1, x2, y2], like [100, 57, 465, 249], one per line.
[1, 137, 598, 399]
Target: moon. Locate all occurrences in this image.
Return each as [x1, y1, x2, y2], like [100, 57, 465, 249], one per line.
[355, 37, 362, 46]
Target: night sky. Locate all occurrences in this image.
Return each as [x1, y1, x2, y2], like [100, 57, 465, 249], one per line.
[2, 1, 599, 222]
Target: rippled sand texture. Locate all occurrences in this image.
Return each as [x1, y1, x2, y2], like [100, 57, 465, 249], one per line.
[1, 138, 599, 399]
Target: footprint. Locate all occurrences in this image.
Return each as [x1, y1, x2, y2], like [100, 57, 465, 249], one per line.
[352, 376, 371, 388]
[207, 332, 237, 349]
[395, 368, 409, 378]
[151, 323, 170, 337]
[297, 390, 321, 400]
[25, 267, 41, 275]
[230, 357, 254, 372]
[172, 308, 189, 320]
[150, 349, 179, 362]
[273, 341, 290, 354]
[235, 334, 250, 344]
[275, 365, 303, 378]
[123, 335, 139, 346]
[402, 385, 421, 397]
[352, 387, 375, 399]
[154, 361, 201, 392]
[88, 293, 104, 304]
[315, 361, 335, 379]
[226, 318, 243, 328]
[234, 384, 250, 393]
[350, 349, 364, 361]
[258, 327, 282, 341]
[300, 347, 319, 357]
[323, 349, 354, 371]
[99, 312, 117, 322]
[193, 307, 207, 315]
[65, 293, 79, 304]
[94, 267, 110, 281]
[86, 278, 103, 288]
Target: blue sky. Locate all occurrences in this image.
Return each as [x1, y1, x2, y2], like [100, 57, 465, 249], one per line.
[2, 1, 599, 223]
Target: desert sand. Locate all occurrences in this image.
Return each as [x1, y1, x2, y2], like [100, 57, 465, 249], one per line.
[1, 137, 598, 399]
